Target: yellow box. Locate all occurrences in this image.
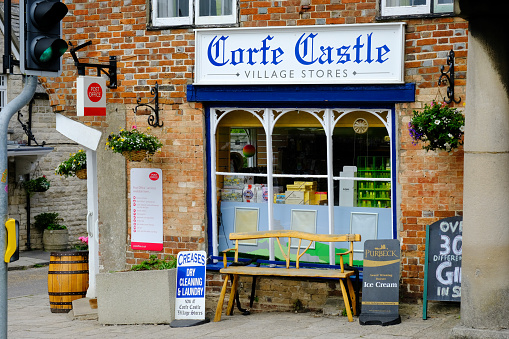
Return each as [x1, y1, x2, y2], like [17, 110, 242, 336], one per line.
[304, 191, 316, 205]
[314, 192, 327, 204]
[287, 184, 307, 191]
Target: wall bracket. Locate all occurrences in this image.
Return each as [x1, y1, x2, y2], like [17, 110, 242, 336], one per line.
[69, 40, 117, 89]
[133, 82, 164, 128]
[438, 49, 461, 104]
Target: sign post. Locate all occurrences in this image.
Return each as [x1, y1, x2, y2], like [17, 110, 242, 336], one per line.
[423, 216, 462, 319]
[171, 250, 209, 327]
[359, 239, 401, 326]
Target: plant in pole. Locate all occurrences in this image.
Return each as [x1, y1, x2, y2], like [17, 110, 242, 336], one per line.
[408, 101, 465, 152]
[55, 150, 87, 177]
[106, 126, 163, 161]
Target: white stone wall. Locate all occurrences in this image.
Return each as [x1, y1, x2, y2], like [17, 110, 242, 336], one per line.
[6, 76, 88, 251]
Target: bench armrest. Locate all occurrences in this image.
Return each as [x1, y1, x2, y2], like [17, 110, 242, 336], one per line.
[336, 249, 353, 273]
[222, 248, 237, 268]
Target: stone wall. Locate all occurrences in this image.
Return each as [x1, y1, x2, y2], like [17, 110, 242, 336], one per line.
[5, 76, 88, 251]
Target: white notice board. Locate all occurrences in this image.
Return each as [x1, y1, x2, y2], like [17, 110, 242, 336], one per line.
[130, 168, 163, 251]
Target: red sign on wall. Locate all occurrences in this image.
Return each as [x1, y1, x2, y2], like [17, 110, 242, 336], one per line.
[77, 76, 106, 116]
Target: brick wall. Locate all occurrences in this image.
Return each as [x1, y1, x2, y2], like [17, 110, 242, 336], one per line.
[35, 0, 467, 299]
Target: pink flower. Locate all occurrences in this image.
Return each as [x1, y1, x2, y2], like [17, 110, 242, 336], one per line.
[79, 236, 88, 244]
[132, 125, 137, 129]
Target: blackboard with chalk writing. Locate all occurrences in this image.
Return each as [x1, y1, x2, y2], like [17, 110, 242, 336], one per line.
[423, 216, 462, 319]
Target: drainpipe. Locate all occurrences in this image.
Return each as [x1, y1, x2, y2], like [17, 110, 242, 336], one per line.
[25, 99, 34, 250]
[0, 75, 38, 338]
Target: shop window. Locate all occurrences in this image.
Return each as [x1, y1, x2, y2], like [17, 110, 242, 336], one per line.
[381, 0, 453, 16]
[151, 0, 236, 27]
[211, 107, 394, 266]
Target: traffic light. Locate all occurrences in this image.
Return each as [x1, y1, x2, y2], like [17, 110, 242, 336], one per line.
[20, 0, 68, 76]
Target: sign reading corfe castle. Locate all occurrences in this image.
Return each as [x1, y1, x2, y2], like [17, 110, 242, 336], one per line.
[195, 23, 405, 85]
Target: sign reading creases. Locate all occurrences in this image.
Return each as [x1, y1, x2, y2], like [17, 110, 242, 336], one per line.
[194, 23, 405, 85]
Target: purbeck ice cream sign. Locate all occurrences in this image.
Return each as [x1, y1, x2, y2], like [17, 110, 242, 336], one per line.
[194, 23, 405, 85]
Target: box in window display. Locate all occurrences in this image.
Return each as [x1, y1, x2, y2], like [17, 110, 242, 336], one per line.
[255, 184, 269, 203]
[224, 175, 244, 189]
[285, 191, 304, 205]
[220, 189, 243, 202]
[243, 184, 257, 203]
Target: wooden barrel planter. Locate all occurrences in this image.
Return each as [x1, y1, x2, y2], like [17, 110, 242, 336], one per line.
[48, 251, 89, 313]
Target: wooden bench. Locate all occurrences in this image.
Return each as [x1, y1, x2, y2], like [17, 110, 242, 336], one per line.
[214, 230, 361, 322]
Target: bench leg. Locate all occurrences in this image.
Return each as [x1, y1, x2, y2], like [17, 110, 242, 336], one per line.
[226, 274, 239, 316]
[346, 278, 357, 316]
[214, 274, 230, 322]
[339, 279, 353, 322]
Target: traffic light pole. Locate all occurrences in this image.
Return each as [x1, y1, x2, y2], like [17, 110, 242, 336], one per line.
[0, 75, 38, 339]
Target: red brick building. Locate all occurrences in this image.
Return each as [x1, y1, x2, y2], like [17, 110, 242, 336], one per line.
[38, 0, 466, 306]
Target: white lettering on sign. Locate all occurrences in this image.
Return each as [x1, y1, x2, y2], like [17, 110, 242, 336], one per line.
[175, 251, 207, 320]
[87, 83, 102, 102]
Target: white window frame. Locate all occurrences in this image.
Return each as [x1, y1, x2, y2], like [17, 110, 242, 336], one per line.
[152, 0, 193, 27]
[433, 0, 454, 13]
[210, 107, 394, 264]
[195, 0, 237, 25]
[151, 0, 237, 27]
[381, 0, 453, 16]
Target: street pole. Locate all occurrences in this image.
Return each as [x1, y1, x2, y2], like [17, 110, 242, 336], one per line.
[0, 75, 37, 338]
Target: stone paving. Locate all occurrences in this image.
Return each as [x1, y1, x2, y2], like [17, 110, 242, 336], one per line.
[7, 293, 461, 339]
[6, 251, 461, 338]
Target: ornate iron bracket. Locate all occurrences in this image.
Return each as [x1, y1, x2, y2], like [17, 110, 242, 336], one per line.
[438, 49, 461, 104]
[68, 40, 117, 89]
[133, 82, 163, 128]
[17, 111, 45, 146]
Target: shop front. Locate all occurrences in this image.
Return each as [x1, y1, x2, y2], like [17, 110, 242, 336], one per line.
[187, 23, 415, 267]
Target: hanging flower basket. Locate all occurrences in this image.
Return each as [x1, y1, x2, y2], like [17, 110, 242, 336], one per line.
[75, 168, 87, 180]
[408, 101, 465, 152]
[106, 126, 163, 162]
[122, 150, 148, 162]
[22, 175, 51, 196]
[55, 150, 87, 178]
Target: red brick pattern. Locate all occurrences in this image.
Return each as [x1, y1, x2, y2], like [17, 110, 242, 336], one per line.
[38, 0, 467, 301]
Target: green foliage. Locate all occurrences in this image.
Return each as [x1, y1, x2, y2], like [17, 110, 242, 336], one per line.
[33, 212, 67, 232]
[22, 176, 50, 196]
[409, 101, 465, 152]
[55, 150, 86, 177]
[130, 255, 177, 271]
[106, 127, 163, 155]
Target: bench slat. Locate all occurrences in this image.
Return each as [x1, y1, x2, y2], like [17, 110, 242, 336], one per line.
[230, 230, 361, 243]
[220, 266, 355, 279]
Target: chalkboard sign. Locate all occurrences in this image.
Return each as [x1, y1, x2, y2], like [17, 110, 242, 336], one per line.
[423, 216, 462, 319]
[359, 239, 401, 326]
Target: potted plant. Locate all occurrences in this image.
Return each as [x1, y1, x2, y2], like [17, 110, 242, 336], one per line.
[97, 255, 177, 324]
[22, 175, 51, 196]
[408, 101, 465, 152]
[106, 125, 163, 162]
[74, 236, 89, 251]
[55, 150, 87, 179]
[34, 212, 69, 251]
